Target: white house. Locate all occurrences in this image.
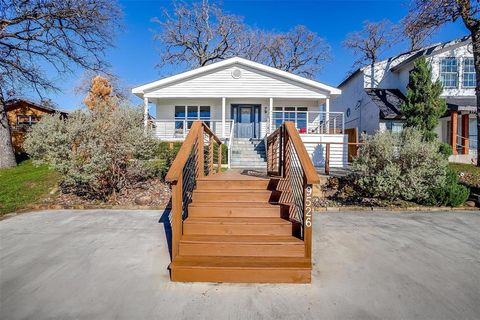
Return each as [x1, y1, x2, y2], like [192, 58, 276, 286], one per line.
[132, 57, 347, 168]
[332, 36, 478, 163]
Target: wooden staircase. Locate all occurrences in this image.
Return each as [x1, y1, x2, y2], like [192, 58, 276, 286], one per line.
[171, 172, 311, 283]
[166, 121, 318, 284]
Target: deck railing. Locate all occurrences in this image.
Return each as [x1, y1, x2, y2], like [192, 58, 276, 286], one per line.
[152, 119, 233, 140]
[165, 121, 223, 259]
[266, 121, 319, 258]
[270, 111, 344, 135]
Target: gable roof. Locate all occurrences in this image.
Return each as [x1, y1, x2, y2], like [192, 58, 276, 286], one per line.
[132, 57, 341, 97]
[390, 36, 471, 72]
[365, 89, 406, 120]
[338, 35, 471, 88]
[6, 98, 68, 114]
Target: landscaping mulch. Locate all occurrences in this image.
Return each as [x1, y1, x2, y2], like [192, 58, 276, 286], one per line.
[39, 178, 172, 210]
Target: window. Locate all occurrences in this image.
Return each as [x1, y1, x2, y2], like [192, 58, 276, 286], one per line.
[174, 105, 211, 134]
[272, 107, 308, 133]
[440, 57, 458, 88]
[16, 115, 40, 126]
[463, 57, 476, 88]
[385, 121, 404, 134]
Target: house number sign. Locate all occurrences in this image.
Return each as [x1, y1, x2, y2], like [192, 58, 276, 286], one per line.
[305, 186, 312, 228]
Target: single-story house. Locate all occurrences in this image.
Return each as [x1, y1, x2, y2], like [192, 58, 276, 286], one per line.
[6, 98, 68, 154]
[132, 57, 348, 168]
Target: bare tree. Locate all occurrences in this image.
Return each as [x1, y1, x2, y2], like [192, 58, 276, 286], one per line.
[344, 20, 395, 67]
[404, 0, 480, 166]
[153, 0, 245, 68]
[153, 0, 330, 78]
[401, 15, 433, 50]
[258, 26, 330, 79]
[0, 0, 122, 168]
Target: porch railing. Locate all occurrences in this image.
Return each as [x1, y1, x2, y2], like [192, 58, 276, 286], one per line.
[152, 119, 233, 140]
[270, 111, 344, 135]
[266, 121, 319, 258]
[165, 121, 223, 259]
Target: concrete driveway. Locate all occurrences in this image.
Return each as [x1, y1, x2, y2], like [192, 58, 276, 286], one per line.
[1, 209, 479, 320]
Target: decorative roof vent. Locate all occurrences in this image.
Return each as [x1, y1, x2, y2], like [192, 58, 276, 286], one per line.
[231, 68, 242, 79]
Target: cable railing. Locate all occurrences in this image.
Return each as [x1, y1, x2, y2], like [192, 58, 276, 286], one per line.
[152, 119, 233, 140]
[266, 121, 319, 258]
[270, 111, 344, 135]
[165, 121, 223, 259]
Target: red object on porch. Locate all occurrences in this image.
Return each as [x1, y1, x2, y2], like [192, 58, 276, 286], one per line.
[298, 128, 307, 134]
[450, 112, 458, 155]
[461, 114, 469, 155]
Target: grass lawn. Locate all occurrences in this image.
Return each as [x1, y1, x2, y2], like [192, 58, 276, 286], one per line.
[449, 163, 480, 190]
[0, 160, 59, 215]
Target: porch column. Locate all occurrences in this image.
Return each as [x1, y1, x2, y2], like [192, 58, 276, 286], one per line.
[450, 111, 458, 155]
[461, 113, 470, 155]
[269, 98, 273, 133]
[325, 97, 330, 134]
[221, 97, 226, 138]
[143, 97, 149, 131]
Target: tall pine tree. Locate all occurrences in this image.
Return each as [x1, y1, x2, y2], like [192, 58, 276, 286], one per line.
[401, 57, 447, 141]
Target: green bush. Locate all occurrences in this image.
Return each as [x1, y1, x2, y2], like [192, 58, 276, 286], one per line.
[24, 100, 157, 200]
[351, 128, 448, 203]
[426, 168, 469, 206]
[145, 141, 183, 179]
[438, 142, 453, 159]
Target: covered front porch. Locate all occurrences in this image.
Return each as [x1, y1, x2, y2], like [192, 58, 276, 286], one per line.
[441, 100, 477, 162]
[145, 97, 344, 141]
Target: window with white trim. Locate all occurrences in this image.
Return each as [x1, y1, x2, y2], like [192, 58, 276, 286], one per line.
[16, 115, 40, 126]
[463, 57, 476, 88]
[174, 105, 210, 133]
[440, 57, 458, 88]
[272, 107, 308, 132]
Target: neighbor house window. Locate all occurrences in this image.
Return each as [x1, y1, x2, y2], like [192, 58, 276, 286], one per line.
[174, 105, 211, 133]
[440, 57, 458, 88]
[463, 57, 476, 88]
[272, 107, 308, 133]
[16, 115, 40, 126]
[385, 121, 404, 134]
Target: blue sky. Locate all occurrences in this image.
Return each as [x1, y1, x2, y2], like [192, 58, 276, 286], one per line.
[37, 0, 468, 112]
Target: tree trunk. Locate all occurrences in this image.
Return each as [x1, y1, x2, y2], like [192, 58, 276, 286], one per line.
[0, 100, 16, 168]
[470, 31, 480, 166]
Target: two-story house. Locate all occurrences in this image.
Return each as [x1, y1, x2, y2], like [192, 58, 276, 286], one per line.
[332, 36, 478, 162]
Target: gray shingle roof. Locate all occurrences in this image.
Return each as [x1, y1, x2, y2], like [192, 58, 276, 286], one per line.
[365, 89, 406, 120]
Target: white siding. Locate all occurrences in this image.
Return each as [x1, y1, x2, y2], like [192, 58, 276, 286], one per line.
[145, 64, 328, 99]
[301, 134, 348, 168]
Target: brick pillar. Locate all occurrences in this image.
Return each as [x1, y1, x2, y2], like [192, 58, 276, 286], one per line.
[450, 112, 458, 155]
[461, 114, 470, 155]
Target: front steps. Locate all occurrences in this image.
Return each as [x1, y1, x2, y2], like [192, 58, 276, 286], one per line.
[170, 171, 311, 283]
[230, 138, 267, 169]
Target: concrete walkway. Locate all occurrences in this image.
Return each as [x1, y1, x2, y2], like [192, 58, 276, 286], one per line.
[1, 209, 479, 320]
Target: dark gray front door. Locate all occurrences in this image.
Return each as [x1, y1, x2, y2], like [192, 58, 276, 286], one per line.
[232, 104, 261, 138]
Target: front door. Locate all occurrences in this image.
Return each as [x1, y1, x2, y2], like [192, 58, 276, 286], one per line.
[232, 104, 261, 138]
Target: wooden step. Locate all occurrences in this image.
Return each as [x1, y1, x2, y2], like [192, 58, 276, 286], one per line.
[196, 179, 269, 190]
[192, 189, 273, 202]
[188, 202, 281, 217]
[179, 235, 304, 257]
[183, 217, 292, 236]
[171, 256, 311, 283]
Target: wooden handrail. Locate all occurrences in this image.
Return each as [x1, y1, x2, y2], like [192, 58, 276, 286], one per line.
[284, 122, 319, 185]
[266, 121, 319, 259]
[165, 122, 201, 183]
[165, 120, 223, 259]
